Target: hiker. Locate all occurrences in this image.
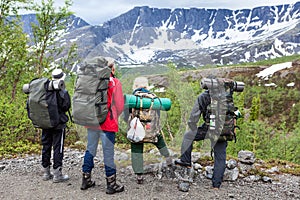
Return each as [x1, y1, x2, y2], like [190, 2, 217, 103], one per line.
[40, 68, 71, 183]
[127, 77, 172, 184]
[80, 58, 125, 194]
[175, 78, 243, 189]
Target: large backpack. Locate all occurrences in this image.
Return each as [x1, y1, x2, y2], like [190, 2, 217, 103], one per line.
[128, 91, 161, 143]
[72, 57, 111, 126]
[204, 78, 241, 142]
[25, 78, 60, 129]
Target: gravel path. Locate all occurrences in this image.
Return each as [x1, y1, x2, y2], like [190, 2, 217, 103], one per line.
[0, 148, 299, 200]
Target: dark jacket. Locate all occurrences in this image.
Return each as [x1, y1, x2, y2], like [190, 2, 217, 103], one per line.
[188, 90, 211, 131]
[56, 89, 71, 129]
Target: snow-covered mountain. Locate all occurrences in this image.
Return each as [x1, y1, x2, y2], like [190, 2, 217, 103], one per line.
[21, 2, 300, 69]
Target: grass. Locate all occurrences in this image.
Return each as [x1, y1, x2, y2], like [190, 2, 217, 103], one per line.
[236, 54, 300, 67]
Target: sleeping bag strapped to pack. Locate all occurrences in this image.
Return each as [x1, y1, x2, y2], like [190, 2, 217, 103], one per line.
[24, 78, 62, 129]
[124, 94, 171, 111]
[72, 57, 111, 126]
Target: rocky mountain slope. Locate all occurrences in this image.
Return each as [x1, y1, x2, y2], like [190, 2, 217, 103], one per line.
[20, 2, 300, 70]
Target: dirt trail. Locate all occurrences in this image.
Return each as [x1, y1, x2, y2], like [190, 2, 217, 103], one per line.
[0, 149, 299, 200]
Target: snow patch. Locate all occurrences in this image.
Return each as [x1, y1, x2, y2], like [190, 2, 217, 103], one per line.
[127, 49, 155, 63]
[256, 62, 293, 80]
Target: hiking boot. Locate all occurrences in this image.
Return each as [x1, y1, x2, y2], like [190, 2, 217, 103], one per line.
[106, 174, 124, 194]
[174, 159, 192, 168]
[136, 174, 144, 184]
[81, 172, 95, 190]
[42, 166, 53, 181]
[53, 167, 69, 183]
[166, 157, 173, 166]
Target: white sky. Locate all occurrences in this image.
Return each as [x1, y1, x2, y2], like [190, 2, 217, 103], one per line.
[65, 0, 300, 25]
[26, 1, 299, 25]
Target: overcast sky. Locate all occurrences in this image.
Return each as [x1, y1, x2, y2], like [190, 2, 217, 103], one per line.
[57, 0, 300, 25]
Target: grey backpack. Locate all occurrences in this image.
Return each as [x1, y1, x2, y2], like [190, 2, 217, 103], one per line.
[25, 78, 60, 129]
[72, 57, 112, 126]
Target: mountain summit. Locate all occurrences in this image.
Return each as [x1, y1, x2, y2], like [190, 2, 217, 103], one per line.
[22, 2, 300, 68]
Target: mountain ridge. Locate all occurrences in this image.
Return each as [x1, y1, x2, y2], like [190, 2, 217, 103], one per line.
[20, 2, 300, 69]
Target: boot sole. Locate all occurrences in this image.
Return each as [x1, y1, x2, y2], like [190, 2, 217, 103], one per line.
[53, 178, 69, 183]
[80, 182, 95, 190]
[42, 175, 53, 181]
[106, 187, 124, 194]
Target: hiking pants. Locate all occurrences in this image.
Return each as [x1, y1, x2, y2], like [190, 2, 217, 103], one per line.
[179, 130, 227, 188]
[179, 129, 197, 164]
[82, 128, 116, 177]
[131, 134, 170, 174]
[41, 128, 65, 169]
[212, 141, 227, 188]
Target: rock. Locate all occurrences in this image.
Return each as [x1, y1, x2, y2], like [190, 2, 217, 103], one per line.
[204, 166, 214, 179]
[115, 152, 129, 161]
[191, 152, 201, 162]
[238, 163, 255, 175]
[244, 175, 261, 182]
[0, 165, 5, 171]
[227, 159, 237, 169]
[144, 163, 160, 174]
[194, 163, 202, 170]
[178, 182, 190, 192]
[238, 150, 256, 164]
[265, 166, 280, 173]
[262, 176, 272, 183]
[224, 167, 239, 181]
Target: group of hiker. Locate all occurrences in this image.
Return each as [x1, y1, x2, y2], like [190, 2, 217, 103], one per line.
[24, 56, 244, 194]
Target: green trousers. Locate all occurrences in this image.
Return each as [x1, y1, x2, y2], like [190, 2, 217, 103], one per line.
[131, 134, 170, 174]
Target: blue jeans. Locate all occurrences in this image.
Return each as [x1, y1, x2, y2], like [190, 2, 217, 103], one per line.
[82, 129, 116, 177]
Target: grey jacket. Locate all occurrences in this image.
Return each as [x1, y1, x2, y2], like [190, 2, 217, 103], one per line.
[188, 90, 211, 131]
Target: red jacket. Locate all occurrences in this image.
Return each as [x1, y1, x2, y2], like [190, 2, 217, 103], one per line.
[88, 76, 124, 132]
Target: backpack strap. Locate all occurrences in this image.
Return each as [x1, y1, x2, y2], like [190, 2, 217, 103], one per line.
[139, 96, 143, 116]
[68, 110, 74, 123]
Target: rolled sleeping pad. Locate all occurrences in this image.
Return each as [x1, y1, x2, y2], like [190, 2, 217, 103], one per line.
[124, 94, 172, 111]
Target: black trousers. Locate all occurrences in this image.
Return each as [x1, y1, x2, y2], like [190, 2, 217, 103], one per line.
[41, 128, 65, 169]
[179, 130, 227, 188]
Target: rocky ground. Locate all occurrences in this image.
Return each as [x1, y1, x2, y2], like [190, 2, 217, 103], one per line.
[0, 148, 299, 200]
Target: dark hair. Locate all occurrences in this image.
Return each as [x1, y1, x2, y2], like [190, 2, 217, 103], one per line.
[108, 63, 113, 68]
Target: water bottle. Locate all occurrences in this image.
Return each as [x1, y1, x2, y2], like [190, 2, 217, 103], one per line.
[209, 114, 216, 130]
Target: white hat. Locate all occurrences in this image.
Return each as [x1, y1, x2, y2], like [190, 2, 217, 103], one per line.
[52, 68, 65, 80]
[133, 76, 149, 90]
